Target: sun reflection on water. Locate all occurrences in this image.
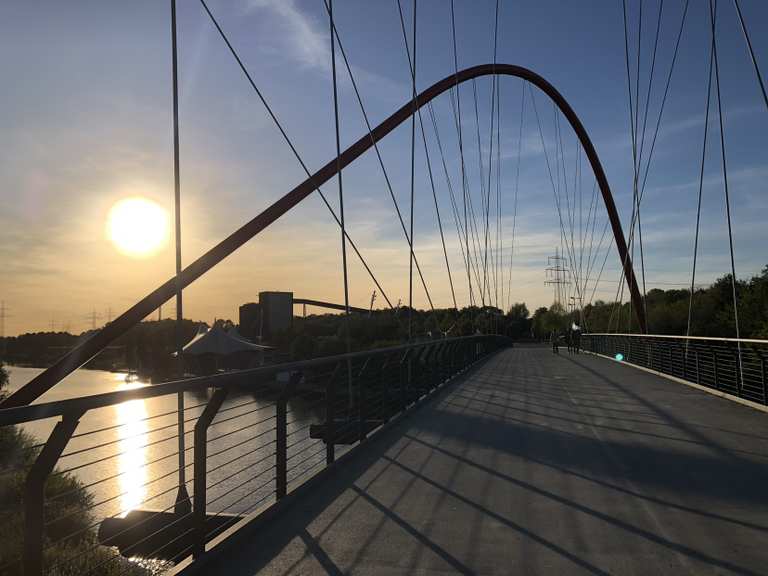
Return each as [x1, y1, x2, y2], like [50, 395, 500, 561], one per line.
[115, 376, 149, 517]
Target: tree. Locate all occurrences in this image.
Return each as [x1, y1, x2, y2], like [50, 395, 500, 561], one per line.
[506, 303, 531, 338]
[0, 363, 8, 399]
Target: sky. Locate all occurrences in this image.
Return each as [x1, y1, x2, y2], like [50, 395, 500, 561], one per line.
[1, 0, 767, 336]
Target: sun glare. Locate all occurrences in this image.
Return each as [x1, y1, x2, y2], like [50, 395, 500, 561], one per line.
[107, 197, 169, 258]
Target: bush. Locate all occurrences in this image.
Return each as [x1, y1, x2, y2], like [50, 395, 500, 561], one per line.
[0, 364, 148, 575]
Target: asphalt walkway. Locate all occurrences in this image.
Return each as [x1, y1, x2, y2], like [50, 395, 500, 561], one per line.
[193, 347, 768, 575]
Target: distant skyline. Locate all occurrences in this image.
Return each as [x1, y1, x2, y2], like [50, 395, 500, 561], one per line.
[2, 0, 767, 336]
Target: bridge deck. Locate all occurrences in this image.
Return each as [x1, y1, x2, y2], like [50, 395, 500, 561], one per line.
[192, 347, 768, 575]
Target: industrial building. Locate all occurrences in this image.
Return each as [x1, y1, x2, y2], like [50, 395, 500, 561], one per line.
[239, 291, 293, 342]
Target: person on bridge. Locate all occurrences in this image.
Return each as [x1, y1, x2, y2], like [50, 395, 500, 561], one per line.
[573, 328, 581, 354]
[570, 322, 582, 355]
[550, 330, 559, 354]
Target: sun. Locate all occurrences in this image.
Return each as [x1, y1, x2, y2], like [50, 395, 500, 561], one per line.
[107, 197, 170, 258]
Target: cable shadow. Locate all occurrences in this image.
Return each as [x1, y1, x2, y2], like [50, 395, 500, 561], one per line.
[382, 446, 761, 576]
[443, 393, 768, 461]
[561, 354, 768, 462]
[412, 399, 768, 504]
[568, 354, 768, 442]
[403, 432, 768, 534]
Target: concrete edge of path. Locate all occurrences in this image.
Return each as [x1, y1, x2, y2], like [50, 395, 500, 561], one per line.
[169, 353, 497, 576]
[581, 350, 768, 415]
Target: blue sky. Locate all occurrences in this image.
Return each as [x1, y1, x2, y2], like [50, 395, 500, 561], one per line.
[1, 0, 767, 335]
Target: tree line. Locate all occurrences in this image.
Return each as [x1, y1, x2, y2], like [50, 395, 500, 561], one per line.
[2, 267, 766, 375]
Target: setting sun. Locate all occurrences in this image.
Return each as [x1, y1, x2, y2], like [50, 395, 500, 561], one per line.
[107, 197, 169, 258]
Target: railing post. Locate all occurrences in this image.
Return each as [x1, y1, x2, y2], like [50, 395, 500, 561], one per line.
[357, 359, 371, 442]
[760, 354, 767, 405]
[667, 346, 673, 376]
[435, 342, 446, 386]
[275, 372, 301, 501]
[276, 395, 288, 501]
[24, 410, 83, 576]
[378, 356, 393, 421]
[193, 388, 228, 559]
[713, 350, 719, 390]
[695, 350, 700, 385]
[445, 342, 455, 377]
[424, 344, 435, 391]
[399, 350, 411, 413]
[325, 363, 340, 466]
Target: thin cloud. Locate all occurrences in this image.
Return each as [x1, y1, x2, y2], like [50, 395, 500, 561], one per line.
[246, 0, 329, 71]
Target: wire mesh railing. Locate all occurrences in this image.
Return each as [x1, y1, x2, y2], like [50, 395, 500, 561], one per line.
[0, 335, 505, 575]
[582, 333, 768, 406]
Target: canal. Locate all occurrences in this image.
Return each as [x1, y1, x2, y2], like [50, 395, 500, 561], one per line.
[6, 366, 324, 537]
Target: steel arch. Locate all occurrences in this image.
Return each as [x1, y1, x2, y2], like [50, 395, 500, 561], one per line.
[3, 63, 645, 408]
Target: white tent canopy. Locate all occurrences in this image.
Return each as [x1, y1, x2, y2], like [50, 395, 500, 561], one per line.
[181, 324, 272, 356]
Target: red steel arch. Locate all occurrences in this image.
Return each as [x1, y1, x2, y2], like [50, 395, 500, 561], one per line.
[3, 63, 645, 408]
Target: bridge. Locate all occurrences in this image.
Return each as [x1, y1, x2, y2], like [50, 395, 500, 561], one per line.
[1, 0, 768, 575]
[179, 342, 768, 576]
[2, 336, 767, 575]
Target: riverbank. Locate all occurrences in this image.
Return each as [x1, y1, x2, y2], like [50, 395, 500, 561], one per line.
[0, 364, 150, 575]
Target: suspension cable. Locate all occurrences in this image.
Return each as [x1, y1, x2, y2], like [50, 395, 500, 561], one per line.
[473, 79, 491, 306]
[321, 0, 434, 310]
[486, 0, 501, 314]
[506, 84, 525, 309]
[451, 0, 474, 316]
[427, 98, 487, 305]
[392, 0, 418, 336]
[636, 0, 664, 177]
[710, 0, 743, 389]
[169, 0, 188, 514]
[686, 23, 714, 340]
[448, 87, 488, 295]
[197, 0, 393, 308]
[418, 107, 458, 311]
[622, 0, 641, 332]
[529, 85, 585, 311]
[617, 0, 690, 330]
[731, 0, 768, 114]
[496, 78, 503, 315]
[328, 0, 352, 399]
[636, 0, 690, 202]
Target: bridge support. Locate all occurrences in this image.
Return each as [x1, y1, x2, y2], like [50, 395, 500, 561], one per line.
[4, 63, 645, 409]
[24, 411, 82, 576]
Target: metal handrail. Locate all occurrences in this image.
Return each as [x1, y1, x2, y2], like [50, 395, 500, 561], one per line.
[585, 333, 768, 345]
[0, 336, 483, 427]
[581, 333, 767, 406]
[2, 335, 507, 575]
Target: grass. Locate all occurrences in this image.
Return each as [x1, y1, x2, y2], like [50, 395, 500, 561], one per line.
[0, 364, 150, 575]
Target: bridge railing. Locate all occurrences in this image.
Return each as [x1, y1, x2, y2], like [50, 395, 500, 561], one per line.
[0, 335, 506, 575]
[582, 333, 768, 406]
